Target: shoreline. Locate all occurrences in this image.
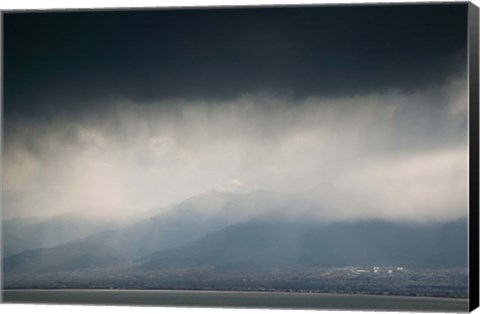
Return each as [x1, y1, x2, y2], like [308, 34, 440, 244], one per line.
[1, 288, 469, 301]
[2, 289, 469, 312]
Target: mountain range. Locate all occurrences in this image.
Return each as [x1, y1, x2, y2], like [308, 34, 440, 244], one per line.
[2, 213, 127, 258]
[2, 190, 468, 276]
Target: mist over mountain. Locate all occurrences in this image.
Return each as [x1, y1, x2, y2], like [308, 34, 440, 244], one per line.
[3, 190, 468, 276]
[3, 190, 302, 273]
[2, 213, 127, 258]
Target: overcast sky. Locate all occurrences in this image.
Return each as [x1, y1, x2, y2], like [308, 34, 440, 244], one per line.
[2, 4, 469, 221]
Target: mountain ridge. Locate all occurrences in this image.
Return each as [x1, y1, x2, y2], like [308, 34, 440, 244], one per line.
[137, 217, 468, 272]
[3, 189, 468, 275]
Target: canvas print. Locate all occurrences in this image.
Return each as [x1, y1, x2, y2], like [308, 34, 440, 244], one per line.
[1, 2, 478, 312]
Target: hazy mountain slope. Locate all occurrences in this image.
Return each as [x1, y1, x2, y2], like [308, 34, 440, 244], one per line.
[3, 188, 467, 275]
[138, 218, 468, 271]
[415, 218, 469, 267]
[2, 237, 129, 273]
[138, 220, 309, 271]
[3, 212, 219, 274]
[2, 213, 126, 257]
[4, 190, 300, 274]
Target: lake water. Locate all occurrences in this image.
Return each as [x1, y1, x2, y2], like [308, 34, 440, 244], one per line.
[1, 289, 469, 312]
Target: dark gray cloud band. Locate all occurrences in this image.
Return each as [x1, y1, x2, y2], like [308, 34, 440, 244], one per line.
[4, 4, 468, 120]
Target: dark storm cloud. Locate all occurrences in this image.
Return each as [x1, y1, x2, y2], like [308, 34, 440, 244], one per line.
[3, 3, 468, 120]
[1, 4, 469, 222]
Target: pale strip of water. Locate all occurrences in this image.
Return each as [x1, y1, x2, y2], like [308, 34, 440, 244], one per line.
[1, 289, 469, 312]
